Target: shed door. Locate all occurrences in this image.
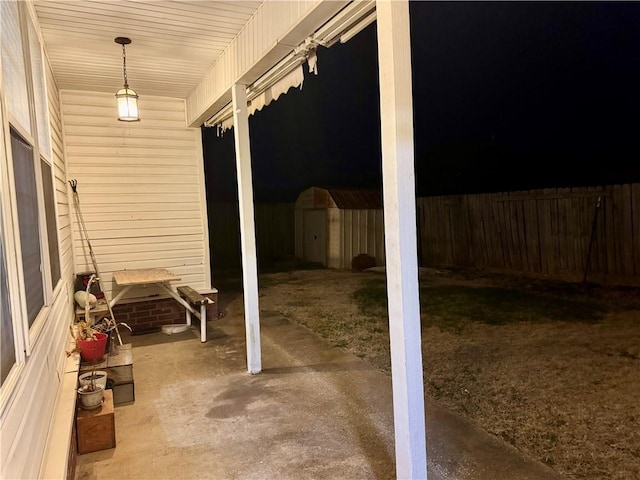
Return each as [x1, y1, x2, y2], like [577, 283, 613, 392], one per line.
[303, 209, 327, 266]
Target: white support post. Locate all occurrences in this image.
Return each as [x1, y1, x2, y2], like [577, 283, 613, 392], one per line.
[376, 1, 428, 479]
[231, 83, 262, 374]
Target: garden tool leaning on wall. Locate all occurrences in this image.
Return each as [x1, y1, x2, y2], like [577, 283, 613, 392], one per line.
[69, 179, 123, 345]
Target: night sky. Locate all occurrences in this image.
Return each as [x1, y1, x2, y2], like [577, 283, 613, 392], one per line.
[202, 1, 640, 203]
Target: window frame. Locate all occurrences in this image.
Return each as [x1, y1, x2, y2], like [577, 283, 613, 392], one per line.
[0, 96, 26, 401]
[0, 0, 60, 395]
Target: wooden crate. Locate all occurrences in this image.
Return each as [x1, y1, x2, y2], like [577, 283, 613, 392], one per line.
[76, 389, 116, 454]
[80, 344, 134, 405]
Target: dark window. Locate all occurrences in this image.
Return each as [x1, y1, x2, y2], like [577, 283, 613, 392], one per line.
[11, 129, 44, 326]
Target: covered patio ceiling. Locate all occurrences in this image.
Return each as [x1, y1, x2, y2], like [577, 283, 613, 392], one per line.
[33, 0, 380, 127]
[33, 0, 263, 98]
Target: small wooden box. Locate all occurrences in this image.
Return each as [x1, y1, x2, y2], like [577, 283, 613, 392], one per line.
[76, 389, 116, 454]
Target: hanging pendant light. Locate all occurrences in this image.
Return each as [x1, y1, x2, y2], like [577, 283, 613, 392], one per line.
[114, 37, 140, 122]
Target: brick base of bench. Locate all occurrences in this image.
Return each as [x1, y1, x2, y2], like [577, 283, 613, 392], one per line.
[112, 290, 218, 334]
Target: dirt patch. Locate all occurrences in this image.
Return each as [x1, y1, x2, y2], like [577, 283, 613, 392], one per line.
[254, 268, 640, 480]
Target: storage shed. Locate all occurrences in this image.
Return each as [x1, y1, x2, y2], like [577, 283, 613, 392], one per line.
[294, 187, 385, 269]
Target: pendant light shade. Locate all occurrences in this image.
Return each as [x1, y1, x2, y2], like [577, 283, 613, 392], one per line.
[116, 87, 139, 121]
[114, 37, 140, 122]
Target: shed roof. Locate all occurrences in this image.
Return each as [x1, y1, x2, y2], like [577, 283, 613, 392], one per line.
[296, 187, 383, 210]
[326, 189, 383, 209]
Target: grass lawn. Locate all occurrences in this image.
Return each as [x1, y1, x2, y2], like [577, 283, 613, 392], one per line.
[256, 267, 640, 480]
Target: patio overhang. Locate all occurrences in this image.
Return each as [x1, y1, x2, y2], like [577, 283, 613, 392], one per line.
[4, 1, 427, 478]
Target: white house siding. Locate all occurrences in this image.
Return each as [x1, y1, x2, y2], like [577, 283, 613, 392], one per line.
[340, 209, 385, 269]
[1, 59, 76, 480]
[327, 208, 342, 268]
[39, 57, 81, 478]
[186, 0, 348, 126]
[61, 91, 210, 301]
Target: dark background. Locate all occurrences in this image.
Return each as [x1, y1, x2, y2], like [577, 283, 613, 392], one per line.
[202, 1, 640, 203]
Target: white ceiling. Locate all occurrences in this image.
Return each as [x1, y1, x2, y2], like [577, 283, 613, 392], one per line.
[33, 0, 263, 98]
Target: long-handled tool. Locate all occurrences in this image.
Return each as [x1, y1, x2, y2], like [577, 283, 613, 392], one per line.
[69, 179, 123, 345]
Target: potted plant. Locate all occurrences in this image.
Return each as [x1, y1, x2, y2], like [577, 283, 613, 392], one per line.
[69, 320, 109, 362]
[77, 360, 105, 410]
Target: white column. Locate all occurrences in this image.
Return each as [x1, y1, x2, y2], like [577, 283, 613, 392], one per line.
[376, 1, 428, 479]
[231, 83, 262, 374]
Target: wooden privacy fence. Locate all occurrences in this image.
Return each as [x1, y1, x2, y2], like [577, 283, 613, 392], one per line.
[417, 184, 639, 285]
[209, 202, 295, 268]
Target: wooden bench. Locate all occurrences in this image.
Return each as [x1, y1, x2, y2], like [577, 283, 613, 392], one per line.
[177, 286, 213, 342]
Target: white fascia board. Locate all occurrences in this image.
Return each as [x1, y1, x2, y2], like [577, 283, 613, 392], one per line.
[186, 0, 349, 128]
[201, 1, 376, 130]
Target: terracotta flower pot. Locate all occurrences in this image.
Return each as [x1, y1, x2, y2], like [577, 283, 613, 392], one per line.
[77, 332, 108, 362]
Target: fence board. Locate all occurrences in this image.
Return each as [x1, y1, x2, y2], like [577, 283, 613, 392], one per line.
[424, 197, 435, 264]
[489, 193, 506, 268]
[494, 196, 508, 269]
[603, 186, 615, 275]
[613, 185, 625, 275]
[417, 183, 638, 286]
[512, 200, 532, 272]
[434, 198, 442, 263]
[425, 198, 438, 264]
[582, 191, 602, 278]
[620, 184, 634, 275]
[501, 196, 513, 269]
[444, 196, 453, 264]
[510, 195, 524, 271]
[577, 193, 587, 276]
[633, 184, 640, 276]
[523, 196, 540, 273]
[479, 194, 493, 267]
[507, 195, 521, 270]
[461, 196, 474, 266]
[557, 188, 569, 272]
[596, 190, 608, 274]
[447, 196, 472, 266]
[573, 191, 584, 273]
[468, 195, 487, 267]
[538, 190, 552, 274]
[550, 188, 562, 274]
[210, 184, 638, 285]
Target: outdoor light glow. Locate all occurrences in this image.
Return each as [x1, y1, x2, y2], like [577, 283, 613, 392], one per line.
[116, 87, 139, 122]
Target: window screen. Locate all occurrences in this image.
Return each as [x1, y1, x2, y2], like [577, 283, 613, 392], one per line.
[10, 129, 44, 326]
[41, 159, 60, 286]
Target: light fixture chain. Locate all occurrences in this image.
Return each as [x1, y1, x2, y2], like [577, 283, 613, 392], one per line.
[114, 36, 139, 121]
[122, 43, 129, 88]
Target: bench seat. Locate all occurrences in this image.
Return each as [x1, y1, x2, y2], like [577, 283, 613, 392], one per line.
[176, 286, 213, 342]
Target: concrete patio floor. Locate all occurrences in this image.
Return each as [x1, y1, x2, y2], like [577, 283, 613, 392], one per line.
[75, 291, 560, 480]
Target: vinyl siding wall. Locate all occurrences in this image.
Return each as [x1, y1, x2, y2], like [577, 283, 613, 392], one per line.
[1, 58, 76, 480]
[61, 91, 210, 301]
